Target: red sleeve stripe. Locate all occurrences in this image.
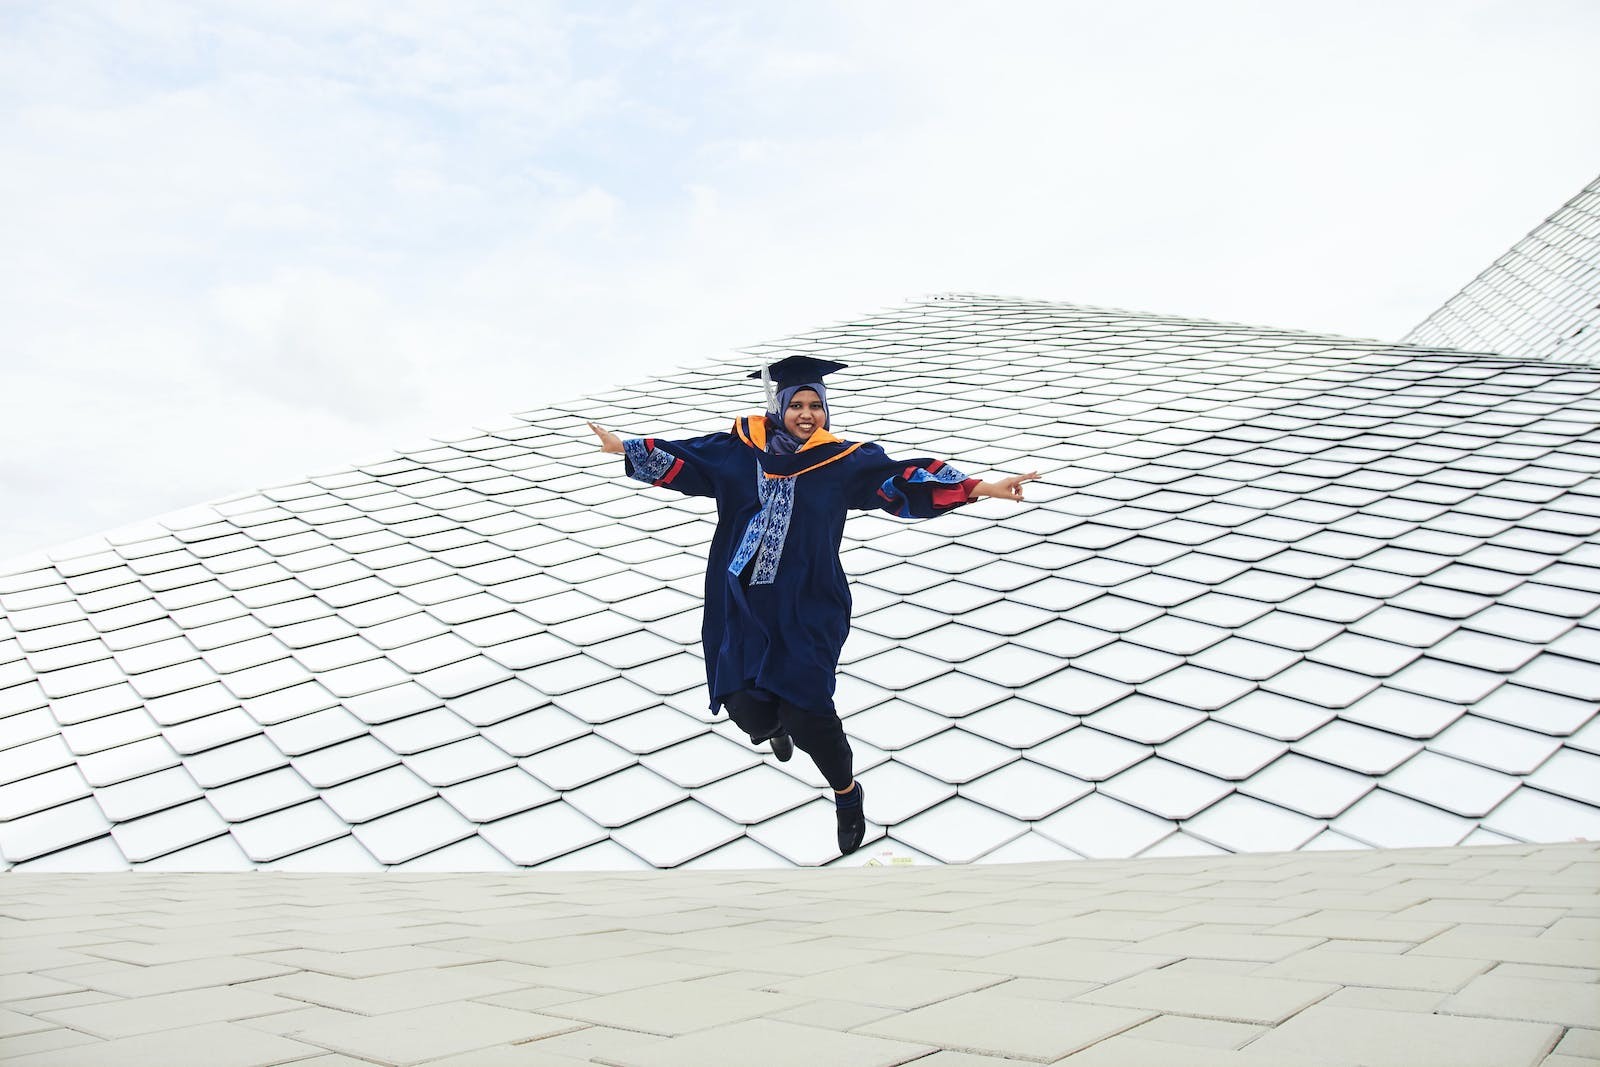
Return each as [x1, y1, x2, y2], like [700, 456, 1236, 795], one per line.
[655, 457, 685, 486]
[645, 438, 656, 450]
[926, 459, 945, 474]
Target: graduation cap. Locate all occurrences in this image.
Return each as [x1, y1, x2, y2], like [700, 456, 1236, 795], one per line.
[748, 356, 848, 410]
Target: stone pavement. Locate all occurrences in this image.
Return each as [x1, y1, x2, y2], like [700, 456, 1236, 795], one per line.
[0, 842, 1596, 1066]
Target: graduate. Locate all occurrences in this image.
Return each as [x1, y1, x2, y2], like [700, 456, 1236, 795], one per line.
[588, 356, 1038, 857]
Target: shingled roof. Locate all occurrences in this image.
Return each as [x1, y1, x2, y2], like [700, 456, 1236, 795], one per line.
[2, 293, 1598, 871]
[1405, 174, 1600, 367]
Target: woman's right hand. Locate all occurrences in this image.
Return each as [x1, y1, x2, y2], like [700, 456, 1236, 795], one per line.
[587, 421, 625, 454]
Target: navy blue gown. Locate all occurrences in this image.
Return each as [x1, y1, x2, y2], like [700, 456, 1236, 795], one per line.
[623, 416, 978, 716]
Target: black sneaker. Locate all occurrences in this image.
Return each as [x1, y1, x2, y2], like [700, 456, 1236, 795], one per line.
[770, 734, 793, 762]
[835, 781, 865, 855]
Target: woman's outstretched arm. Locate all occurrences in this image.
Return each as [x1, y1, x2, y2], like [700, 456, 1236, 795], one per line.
[967, 472, 1041, 501]
[588, 421, 625, 454]
[850, 445, 1040, 518]
[587, 419, 729, 498]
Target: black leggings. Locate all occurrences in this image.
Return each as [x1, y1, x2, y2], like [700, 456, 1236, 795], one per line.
[723, 690, 854, 792]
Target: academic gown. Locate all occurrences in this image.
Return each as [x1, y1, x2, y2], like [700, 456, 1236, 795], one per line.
[622, 415, 979, 716]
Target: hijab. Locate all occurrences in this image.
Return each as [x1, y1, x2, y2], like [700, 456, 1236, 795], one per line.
[765, 382, 829, 455]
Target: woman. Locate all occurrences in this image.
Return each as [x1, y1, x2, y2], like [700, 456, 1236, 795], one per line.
[588, 356, 1038, 857]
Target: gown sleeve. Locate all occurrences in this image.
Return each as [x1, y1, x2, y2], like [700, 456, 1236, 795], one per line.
[621, 434, 729, 498]
[848, 442, 982, 519]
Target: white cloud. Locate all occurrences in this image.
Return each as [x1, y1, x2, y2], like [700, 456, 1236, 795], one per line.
[2, 0, 1599, 561]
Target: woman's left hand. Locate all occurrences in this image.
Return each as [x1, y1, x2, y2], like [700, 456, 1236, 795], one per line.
[974, 472, 1041, 501]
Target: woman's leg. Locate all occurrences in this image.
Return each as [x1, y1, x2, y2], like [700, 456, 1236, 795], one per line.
[775, 699, 854, 792]
[723, 690, 783, 743]
[771, 699, 864, 854]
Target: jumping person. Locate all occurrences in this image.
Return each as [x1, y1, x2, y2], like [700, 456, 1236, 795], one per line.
[588, 356, 1038, 857]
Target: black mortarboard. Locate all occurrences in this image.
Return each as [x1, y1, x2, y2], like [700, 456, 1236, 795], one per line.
[746, 356, 848, 390]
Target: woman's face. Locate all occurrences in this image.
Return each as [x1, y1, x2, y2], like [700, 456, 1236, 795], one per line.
[783, 388, 826, 440]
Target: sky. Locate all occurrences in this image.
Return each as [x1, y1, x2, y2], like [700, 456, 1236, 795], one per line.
[2, 0, 1598, 564]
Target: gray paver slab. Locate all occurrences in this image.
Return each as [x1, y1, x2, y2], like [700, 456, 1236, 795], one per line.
[0, 974, 84, 1001]
[68, 957, 295, 997]
[501, 957, 724, 995]
[1131, 928, 1325, 962]
[245, 966, 522, 1014]
[909, 1054, 1031, 1067]
[1410, 930, 1600, 968]
[1556, 1029, 1600, 1057]
[947, 940, 1179, 983]
[251, 944, 479, 978]
[1057, 1034, 1341, 1065]
[767, 996, 901, 1030]
[509, 1024, 663, 1062]
[543, 983, 805, 1036]
[1267, 910, 1450, 941]
[31, 985, 293, 1038]
[1255, 943, 1490, 991]
[424, 1040, 629, 1066]
[764, 962, 1009, 1010]
[0, 1021, 323, 1067]
[600, 1017, 934, 1067]
[1319, 986, 1450, 1013]
[1440, 971, 1600, 1026]
[281, 1001, 581, 1064]
[0, 1009, 54, 1038]
[1075, 968, 1337, 1024]
[857, 987, 1152, 1060]
[1126, 1014, 1267, 1049]
[0, 1030, 102, 1059]
[1243, 1003, 1560, 1067]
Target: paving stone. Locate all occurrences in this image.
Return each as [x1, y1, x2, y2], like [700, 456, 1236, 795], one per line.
[947, 939, 1180, 984]
[1242, 1003, 1560, 1067]
[68, 956, 295, 997]
[249, 944, 474, 978]
[1440, 971, 1600, 1027]
[763, 962, 1008, 1010]
[1555, 1029, 1600, 1058]
[1130, 927, 1325, 963]
[601, 1017, 935, 1067]
[857, 987, 1153, 1061]
[422, 1041, 618, 1067]
[1255, 943, 1490, 991]
[0, 1021, 323, 1067]
[0, 1029, 103, 1059]
[278, 1001, 581, 1065]
[0, 1010, 55, 1040]
[543, 983, 805, 1036]
[246, 966, 521, 1014]
[1318, 985, 1450, 1013]
[1075, 968, 1338, 1024]
[1055, 1034, 1341, 1065]
[507, 1023, 659, 1063]
[1410, 929, 1600, 969]
[507, 957, 724, 995]
[32, 985, 294, 1039]
[1268, 910, 1452, 942]
[1125, 1013, 1267, 1049]
[766, 997, 902, 1031]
